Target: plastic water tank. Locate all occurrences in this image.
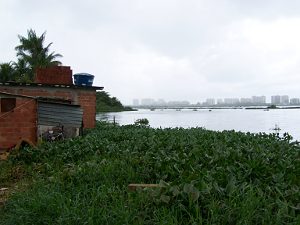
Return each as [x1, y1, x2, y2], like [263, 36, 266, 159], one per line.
[73, 73, 94, 86]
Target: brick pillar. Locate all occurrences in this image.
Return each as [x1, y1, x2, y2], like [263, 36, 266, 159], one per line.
[35, 66, 73, 85]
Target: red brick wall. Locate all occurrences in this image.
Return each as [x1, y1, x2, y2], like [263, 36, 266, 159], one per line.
[0, 98, 37, 149]
[35, 66, 73, 85]
[0, 86, 97, 129]
[78, 91, 96, 128]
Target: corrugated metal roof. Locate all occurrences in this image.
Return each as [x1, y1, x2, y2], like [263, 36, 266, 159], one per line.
[38, 102, 83, 127]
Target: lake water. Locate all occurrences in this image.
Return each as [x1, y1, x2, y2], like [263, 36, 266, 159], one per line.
[96, 108, 300, 140]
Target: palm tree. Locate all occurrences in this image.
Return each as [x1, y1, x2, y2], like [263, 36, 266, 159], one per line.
[15, 29, 62, 80]
[13, 58, 31, 82]
[0, 62, 16, 82]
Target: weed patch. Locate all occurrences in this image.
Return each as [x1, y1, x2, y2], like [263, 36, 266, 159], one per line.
[0, 122, 299, 224]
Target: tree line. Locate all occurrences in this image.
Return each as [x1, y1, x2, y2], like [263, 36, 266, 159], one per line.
[96, 91, 134, 112]
[0, 29, 62, 82]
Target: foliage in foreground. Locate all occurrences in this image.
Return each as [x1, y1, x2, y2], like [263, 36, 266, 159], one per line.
[0, 122, 299, 224]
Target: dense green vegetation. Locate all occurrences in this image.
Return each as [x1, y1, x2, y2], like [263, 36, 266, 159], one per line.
[0, 29, 62, 82]
[96, 91, 134, 112]
[268, 104, 278, 109]
[0, 122, 299, 224]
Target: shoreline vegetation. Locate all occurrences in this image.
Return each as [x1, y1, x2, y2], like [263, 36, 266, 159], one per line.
[96, 91, 135, 112]
[0, 122, 299, 224]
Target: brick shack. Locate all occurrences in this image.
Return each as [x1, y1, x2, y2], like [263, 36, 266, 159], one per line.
[0, 66, 103, 151]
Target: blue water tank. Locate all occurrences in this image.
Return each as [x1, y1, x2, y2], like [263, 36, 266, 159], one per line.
[73, 73, 94, 86]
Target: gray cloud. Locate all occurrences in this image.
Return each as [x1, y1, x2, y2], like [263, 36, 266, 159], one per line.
[1, 0, 300, 104]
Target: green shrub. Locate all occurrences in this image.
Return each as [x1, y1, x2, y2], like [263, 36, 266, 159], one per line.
[134, 118, 150, 127]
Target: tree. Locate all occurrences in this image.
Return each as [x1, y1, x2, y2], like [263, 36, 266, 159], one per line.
[15, 29, 62, 80]
[13, 58, 31, 82]
[0, 62, 15, 82]
[95, 91, 134, 112]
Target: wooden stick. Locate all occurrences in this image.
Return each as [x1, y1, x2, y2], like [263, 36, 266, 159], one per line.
[0, 188, 9, 192]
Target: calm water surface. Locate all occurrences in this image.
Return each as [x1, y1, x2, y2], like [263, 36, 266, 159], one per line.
[97, 109, 300, 140]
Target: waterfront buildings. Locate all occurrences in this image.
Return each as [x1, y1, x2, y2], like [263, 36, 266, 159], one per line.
[271, 95, 281, 105]
[139, 98, 190, 107]
[224, 98, 240, 105]
[205, 98, 215, 106]
[240, 98, 252, 104]
[168, 101, 190, 107]
[252, 96, 266, 104]
[290, 98, 300, 105]
[217, 98, 223, 105]
[271, 95, 290, 105]
[281, 95, 289, 105]
[135, 95, 298, 107]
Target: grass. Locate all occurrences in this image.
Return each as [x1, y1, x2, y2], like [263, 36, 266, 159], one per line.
[0, 122, 299, 224]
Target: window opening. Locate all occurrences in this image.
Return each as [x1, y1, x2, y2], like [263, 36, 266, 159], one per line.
[1, 98, 16, 113]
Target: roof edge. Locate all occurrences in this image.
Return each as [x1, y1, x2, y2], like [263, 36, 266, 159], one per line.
[0, 82, 104, 90]
[0, 91, 36, 99]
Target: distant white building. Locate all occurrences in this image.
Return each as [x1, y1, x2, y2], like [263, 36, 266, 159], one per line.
[167, 101, 190, 107]
[217, 98, 223, 105]
[280, 95, 289, 105]
[132, 99, 139, 106]
[252, 96, 266, 104]
[271, 95, 281, 105]
[205, 98, 215, 106]
[224, 98, 240, 105]
[290, 98, 300, 105]
[240, 98, 252, 104]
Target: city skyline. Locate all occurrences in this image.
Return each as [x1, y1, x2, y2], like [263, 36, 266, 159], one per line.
[132, 94, 300, 106]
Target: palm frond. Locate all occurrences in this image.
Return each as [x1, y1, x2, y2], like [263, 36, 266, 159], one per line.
[14, 29, 63, 81]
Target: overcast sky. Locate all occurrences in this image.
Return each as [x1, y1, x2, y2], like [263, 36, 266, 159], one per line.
[1, 0, 300, 104]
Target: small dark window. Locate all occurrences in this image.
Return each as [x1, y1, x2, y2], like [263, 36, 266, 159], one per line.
[1, 98, 16, 113]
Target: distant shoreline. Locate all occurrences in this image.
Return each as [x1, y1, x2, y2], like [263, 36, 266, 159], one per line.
[131, 106, 300, 110]
[245, 106, 300, 110]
